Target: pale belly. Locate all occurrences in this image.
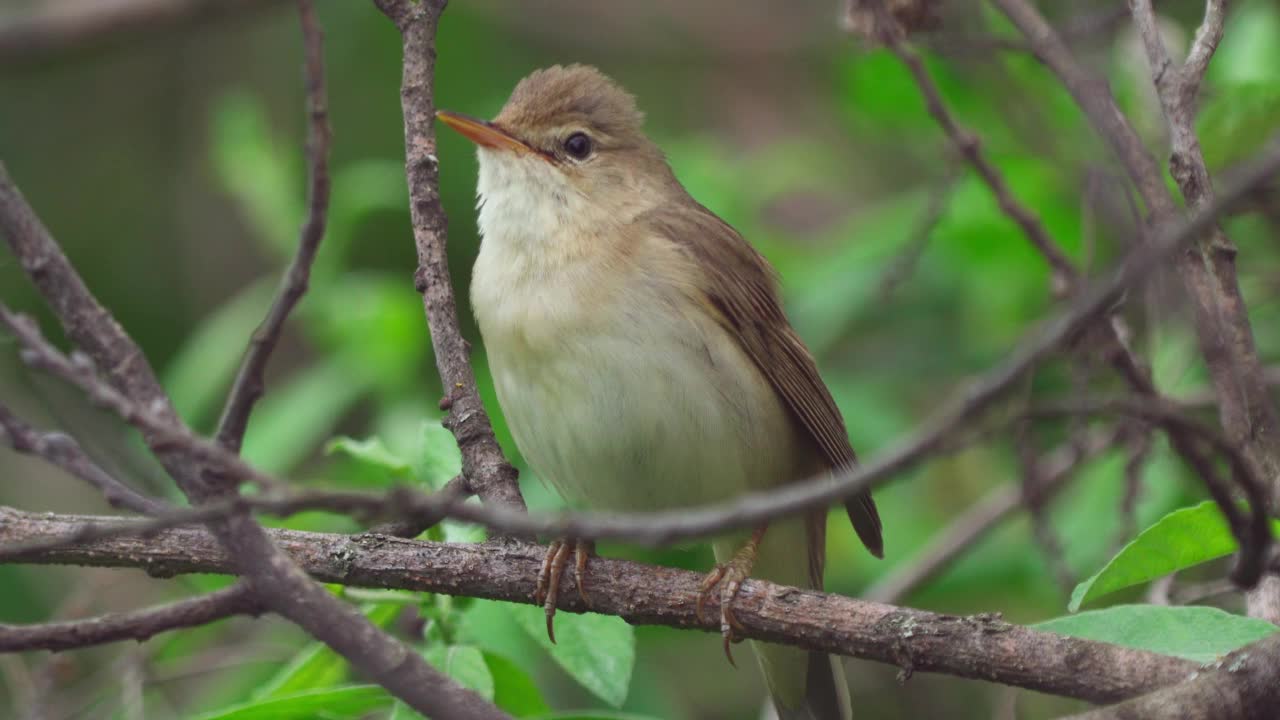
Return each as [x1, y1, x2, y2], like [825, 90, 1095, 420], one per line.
[484, 296, 800, 514]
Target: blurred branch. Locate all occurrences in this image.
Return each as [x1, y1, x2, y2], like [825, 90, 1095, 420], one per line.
[866, 425, 1123, 604]
[992, 0, 1280, 622]
[372, 0, 526, 516]
[1029, 395, 1272, 589]
[0, 584, 261, 653]
[0, 0, 291, 64]
[0, 505, 1207, 706]
[865, 0, 1274, 596]
[215, 0, 331, 453]
[0, 403, 167, 515]
[1064, 634, 1280, 720]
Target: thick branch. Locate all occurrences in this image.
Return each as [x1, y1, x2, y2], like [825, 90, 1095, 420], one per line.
[373, 0, 525, 514]
[1066, 634, 1280, 720]
[0, 506, 1203, 706]
[0, 584, 261, 652]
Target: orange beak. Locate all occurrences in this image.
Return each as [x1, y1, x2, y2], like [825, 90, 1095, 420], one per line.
[436, 110, 531, 154]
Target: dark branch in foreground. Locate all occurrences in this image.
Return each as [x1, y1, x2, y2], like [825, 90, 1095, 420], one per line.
[0, 584, 261, 653]
[0, 506, 1204, 706]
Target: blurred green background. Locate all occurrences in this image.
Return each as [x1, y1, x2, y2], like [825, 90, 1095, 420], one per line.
[2, 0, 1279, 718]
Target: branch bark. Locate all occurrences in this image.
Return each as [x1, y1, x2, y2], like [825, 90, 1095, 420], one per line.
[1065, 634, 1280, 720]
[372, 0, 526, 515]
[0, 506, 1205, 706]
[0, 584, 262, 653]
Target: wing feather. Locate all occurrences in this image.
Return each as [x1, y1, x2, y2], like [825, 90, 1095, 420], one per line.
[640, 202, 884, 566]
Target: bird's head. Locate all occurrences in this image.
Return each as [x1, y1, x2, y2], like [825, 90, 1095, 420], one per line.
[438, 65, 677, 254]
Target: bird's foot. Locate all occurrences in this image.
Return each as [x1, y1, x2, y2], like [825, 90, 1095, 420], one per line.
[696, 525, 767, 667]
[533, 538, 595, 643]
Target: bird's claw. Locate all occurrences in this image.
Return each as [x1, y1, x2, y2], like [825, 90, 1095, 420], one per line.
[534, 538, 595, 644]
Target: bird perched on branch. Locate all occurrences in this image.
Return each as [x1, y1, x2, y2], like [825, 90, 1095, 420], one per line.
[439, 64, 882, 720]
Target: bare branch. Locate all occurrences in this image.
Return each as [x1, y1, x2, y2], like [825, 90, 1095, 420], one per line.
[865, 4, 1076, 295]
[1029, 395, 1272, 588]
[0, 506, 1206, 706]
[0, 403, 167, 515]
[1065, 634, 1280, 720]
[215, 0, 332, 452]
[995, 0, 1280, 623]
[372, 0, 526, 514]
[0, 584, 261, 653]
[867, 426, 1122, 604]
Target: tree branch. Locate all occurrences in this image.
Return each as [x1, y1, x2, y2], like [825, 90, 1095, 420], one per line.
[1065, 634, 1280, 720]
[0, 584, 262, 653]
[866, 425, 1123, 604]
[0, 506, 1206, 706]
[215, 0, 332, 453]
[0, 403, 168, 516]
[997, 0, 1280, 626]
[372, 0, 526, 514]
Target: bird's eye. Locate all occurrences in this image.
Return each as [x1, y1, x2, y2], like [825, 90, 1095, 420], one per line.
[563, 132, 592, 160]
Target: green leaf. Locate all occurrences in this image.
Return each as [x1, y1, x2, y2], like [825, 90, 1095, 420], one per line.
[419, 420, 463, 489]
[484, 651, 550, 717]
[325, 435, 412, 480]
[1069, 502, 1242, 612]
[210, 92, 301, 259]
[1036, 605, 1278, 664]
[255, 603, 400, 699]
[423, 644, 495, 700]
[194, 685, 389, 720]
[510, 604, 634, 708]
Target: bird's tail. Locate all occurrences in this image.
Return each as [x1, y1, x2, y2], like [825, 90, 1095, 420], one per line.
[715, 519, 852, 720]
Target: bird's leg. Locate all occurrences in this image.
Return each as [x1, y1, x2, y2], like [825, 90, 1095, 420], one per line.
[697, 524, 767, 666]
[533, 538, 595, 643]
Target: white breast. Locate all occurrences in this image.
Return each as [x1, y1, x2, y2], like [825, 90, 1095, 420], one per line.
[470, 150, 799, 512]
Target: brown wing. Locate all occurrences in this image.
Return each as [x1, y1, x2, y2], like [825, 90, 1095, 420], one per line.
[640, 201, 884, 577]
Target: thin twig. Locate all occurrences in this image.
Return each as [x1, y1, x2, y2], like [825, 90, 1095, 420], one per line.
[215, 0, 332, 453]
[0, 584, 262, 653]
[866, 425, 1122, 604]
[1029, 396, 1272, 588]
[0, 506, 1206, 706]
[0, 403, 167, 515]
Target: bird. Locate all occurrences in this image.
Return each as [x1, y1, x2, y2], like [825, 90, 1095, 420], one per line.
[438, 64, 882, 720]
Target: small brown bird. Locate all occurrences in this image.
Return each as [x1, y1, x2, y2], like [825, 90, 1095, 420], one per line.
[439, 65, 882, 720]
